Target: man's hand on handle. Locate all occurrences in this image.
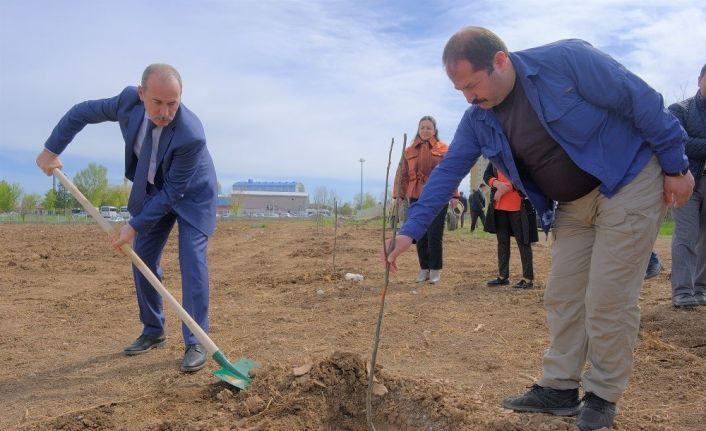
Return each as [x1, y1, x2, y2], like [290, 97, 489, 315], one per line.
[36, 148, 62, 176]
[383, 234, 414, 272]
[112, 223, 137, 253]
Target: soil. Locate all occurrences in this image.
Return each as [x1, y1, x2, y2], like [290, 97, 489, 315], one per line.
[1, 220, 704, 431]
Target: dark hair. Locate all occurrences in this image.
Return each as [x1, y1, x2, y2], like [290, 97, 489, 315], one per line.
[141, 63, 182, 91]
[416, 115, 439, 140]
[701, 64, 706, 78]
[442, 27, 508, 74]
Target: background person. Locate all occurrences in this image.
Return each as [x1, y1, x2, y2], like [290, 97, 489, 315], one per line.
[644, 250, 662, 280]
[483, 163, 537, 289]
[393, 115, 458, 284]
[458, 191, 469, 228]
[469, 184, 487, 232]
[385, 27, 692, 431]
[668, 63, 706, 307]
[36, 64, 218, 373]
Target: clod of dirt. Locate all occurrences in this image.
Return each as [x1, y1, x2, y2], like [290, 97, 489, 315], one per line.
[216, 388, 234, 401]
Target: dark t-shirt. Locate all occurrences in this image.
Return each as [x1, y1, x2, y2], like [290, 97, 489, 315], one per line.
[493, 77, 600, 202]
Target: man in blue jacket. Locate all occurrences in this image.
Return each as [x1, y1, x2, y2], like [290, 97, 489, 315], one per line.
[36, 64, 218, 373]
[385, 27, 693, 430]
[668, 63, 706, 307]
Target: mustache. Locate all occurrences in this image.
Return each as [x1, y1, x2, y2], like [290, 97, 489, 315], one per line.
[153, 115, 174, 122]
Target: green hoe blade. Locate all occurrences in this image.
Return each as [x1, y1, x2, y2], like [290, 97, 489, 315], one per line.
[212, 351, 258, 390]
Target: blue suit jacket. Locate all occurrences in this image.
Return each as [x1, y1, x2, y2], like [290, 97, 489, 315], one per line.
[44, 86, 218, 236]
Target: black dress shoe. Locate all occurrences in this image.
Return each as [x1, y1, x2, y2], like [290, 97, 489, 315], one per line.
[123, 334, 166, 356]
[694, 291, 706, 306]
[672, 292, 698, 308]
[513, 279, 534, 289]
[181, 344, 207, 372]
[487, 277, 509, 287]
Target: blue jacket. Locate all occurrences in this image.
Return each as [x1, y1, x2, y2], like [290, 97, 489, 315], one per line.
[44, 86, 218, 236]
[401, 39, 688, 240]
[668, 90, 706, 183]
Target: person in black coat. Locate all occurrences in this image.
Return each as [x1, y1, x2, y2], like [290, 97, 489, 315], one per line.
[469, 184, 487, 232]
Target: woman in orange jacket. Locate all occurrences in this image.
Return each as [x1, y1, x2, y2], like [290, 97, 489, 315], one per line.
[483, 163, 537, 288]
[394, 116, 458, 284]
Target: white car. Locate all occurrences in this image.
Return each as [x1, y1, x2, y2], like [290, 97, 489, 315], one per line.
[118, 206, 131, 220]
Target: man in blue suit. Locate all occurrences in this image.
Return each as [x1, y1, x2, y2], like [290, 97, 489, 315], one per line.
[36, 64, 217, 372]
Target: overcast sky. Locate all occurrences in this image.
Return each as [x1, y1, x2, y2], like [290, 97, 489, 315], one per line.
[1, 0, 705, 204]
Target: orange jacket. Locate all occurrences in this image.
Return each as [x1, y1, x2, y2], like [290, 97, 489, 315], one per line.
[393, 137, 458, 200]
[488, 170, 522, 211]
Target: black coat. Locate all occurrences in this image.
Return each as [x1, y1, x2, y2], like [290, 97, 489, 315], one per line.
[469, 189, 486, 212]
[482, 163, 538, 244]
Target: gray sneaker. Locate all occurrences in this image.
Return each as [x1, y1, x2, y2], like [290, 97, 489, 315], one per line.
[429, 270, 441, 284]
[502, 384, 581, 416]
[575, 392, 617, 431]
[415, 269, 430, 283]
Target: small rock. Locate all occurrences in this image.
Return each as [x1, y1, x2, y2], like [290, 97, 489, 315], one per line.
[316, 289, 325, 296]
[344, 273, 364, 282]
[372, 383, 388, 397]
[293, 362, 313, 376]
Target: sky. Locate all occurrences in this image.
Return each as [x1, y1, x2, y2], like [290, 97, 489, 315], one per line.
[1, 0, 705, 205]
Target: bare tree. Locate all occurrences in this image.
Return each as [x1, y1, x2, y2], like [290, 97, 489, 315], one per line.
[312, 186, 340, 209]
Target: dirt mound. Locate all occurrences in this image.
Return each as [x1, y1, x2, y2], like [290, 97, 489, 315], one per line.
[24, 351, 582, 431]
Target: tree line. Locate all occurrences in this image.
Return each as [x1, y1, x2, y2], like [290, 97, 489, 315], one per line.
[1, 164, 383, 217]
[0, 163, 129, 214]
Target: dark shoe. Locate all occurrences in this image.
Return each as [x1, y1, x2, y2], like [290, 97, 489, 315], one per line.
[575, 392, 617, 431]
[693, 291, 706, 306]
[672, 292, 698, 308]
[514, 279, 534, 289]
[181, 344, 207, 372]
[487, 277, 509, 287]
[123, 334, 166, 356]
[644, 252, 662, 280]
[502, 384, 580, 416]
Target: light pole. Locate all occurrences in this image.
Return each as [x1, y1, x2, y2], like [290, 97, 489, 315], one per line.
[358, 158, 365, 210]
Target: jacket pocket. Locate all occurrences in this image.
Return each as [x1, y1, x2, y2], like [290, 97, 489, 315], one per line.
[543, 92, 605, 149]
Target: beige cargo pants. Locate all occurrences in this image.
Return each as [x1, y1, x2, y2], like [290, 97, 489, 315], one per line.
[538, 157, 666, 402]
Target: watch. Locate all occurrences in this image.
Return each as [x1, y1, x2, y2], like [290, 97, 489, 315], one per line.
[664, 166, 690, 177]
